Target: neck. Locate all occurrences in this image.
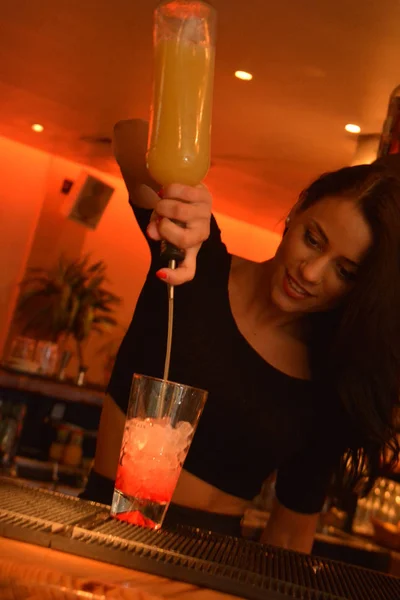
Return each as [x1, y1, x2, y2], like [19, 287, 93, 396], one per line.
[246, 259, 306, 333]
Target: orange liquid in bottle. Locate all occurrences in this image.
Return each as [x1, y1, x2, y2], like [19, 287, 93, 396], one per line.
[147, 36, 215, 186]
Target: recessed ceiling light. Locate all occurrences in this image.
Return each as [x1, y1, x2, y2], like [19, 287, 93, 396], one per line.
[345, 123, 361, 134]
[32, 123, 44, 133]
[235, 70, 253, 81]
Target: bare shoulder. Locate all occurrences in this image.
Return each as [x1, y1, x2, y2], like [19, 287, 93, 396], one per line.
[230, 255, 265, 293]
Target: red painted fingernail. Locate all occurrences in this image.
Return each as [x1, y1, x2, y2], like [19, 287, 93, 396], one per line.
[157, 189, 164, 199]
[156, 270, 167, 280]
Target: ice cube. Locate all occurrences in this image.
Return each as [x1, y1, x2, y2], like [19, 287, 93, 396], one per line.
[146, 422, 170, 456]
[173, 421, 194, 452]
[123, 418, 194, 465]
[176, 421, 194, 441]
[125, 418, 150, 453]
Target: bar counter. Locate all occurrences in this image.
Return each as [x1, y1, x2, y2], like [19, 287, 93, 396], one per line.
[0, 537, 235, 600]
[1, 478, 400, 600]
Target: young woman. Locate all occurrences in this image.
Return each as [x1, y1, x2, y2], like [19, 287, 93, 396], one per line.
[81, 120, 400, 553]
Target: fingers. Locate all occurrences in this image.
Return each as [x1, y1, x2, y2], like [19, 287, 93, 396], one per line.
[156, 247, 198, 286]
[146, 211, 161, 241]
[162, 183, 211, 207]
[157, 217, 210, 249]
[145, 183, 212, 285]
[155, 198, 210, 224]
[147, 216, 209, 249]
[146, 184, 212, 246]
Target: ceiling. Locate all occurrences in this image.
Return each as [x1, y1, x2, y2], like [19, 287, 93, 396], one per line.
[1, 0, 400, 230]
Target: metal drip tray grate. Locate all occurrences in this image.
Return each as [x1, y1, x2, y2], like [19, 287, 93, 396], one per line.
[0, 478, 100, 525]
[0, 478, 399, 600]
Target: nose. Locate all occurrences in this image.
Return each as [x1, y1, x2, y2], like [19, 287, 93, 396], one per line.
[300, 256, 328, 285]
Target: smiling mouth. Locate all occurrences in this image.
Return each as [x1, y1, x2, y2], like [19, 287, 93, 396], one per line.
[284, 271, 313, 298]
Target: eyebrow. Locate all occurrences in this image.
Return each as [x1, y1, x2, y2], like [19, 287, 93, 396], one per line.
[310, 219, 360, 268]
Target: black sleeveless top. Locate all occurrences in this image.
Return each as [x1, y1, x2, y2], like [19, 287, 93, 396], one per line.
[108, 205, 345, 514]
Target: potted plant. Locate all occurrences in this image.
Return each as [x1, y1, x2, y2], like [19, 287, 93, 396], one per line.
[16, 255, 121, 379]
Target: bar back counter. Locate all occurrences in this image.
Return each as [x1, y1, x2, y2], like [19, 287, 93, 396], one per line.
[1, 478, 400, 600]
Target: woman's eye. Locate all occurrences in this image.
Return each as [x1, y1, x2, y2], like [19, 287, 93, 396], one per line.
[304, 229, 320, 249]
[337, 265, 356, 282]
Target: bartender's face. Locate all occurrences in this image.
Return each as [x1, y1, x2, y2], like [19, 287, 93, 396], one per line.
[270, 196, 372, 314]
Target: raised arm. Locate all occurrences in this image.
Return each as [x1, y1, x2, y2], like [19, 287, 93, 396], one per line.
[113, 119, 212, 286]
[113, 118, 160, 209]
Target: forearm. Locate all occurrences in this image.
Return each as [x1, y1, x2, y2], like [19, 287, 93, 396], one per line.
[93, 394, 125, 481]
[261, 519, 315, 554]
[113, 119, 159, 209]
[260, 499, 319, 554]
[80, 395, 126, 504]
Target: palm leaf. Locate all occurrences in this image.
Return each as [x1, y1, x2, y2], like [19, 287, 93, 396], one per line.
[92, 325, 105, 334]
[87, 260, 106, 274]
[67, 295, 80, 331]
[19, 276, 51, 289]
[87, 275, 106, 290]
[92, 304, 114, 313]
[93, 315, 118, 326]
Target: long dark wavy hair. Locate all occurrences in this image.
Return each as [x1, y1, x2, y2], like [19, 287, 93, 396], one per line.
[296, 163, 400, 495]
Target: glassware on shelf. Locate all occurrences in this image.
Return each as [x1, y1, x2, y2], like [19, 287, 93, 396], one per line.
[49, 425, 69, 462]
[62, 430, 83, 467]
[9, 336, 36, 361]
[353, 477, 400, 535]
[35, 340, 59, 376]
[0, 400, 27, 468]
[6, 336, 39, 373]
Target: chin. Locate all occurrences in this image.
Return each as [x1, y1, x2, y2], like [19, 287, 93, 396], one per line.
[270, 287, 304, 313]
[271, 282, 322, 315]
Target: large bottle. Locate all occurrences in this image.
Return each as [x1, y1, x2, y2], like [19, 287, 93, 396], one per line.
[147, 0, 216, 187]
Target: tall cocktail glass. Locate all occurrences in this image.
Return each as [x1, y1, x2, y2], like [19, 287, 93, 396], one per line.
[111, 374, 207, 529]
